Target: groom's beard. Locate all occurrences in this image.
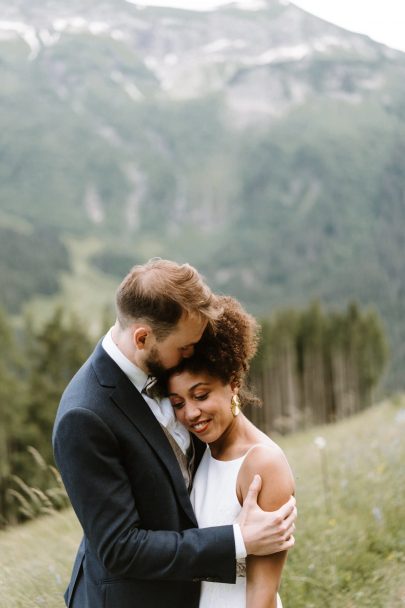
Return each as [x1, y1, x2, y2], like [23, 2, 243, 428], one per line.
[144, 346, 167, 378]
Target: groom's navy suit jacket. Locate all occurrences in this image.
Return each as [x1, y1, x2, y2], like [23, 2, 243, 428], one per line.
[53, 341, 236, 608]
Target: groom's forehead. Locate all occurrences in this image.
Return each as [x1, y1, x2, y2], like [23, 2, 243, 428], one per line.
[169, 314, 207, 343]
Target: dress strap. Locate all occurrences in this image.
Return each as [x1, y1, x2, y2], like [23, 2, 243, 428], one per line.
[242, 443, 268, 460]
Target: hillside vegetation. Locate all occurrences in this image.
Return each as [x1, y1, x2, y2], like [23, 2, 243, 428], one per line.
[0, 396, 404, 607]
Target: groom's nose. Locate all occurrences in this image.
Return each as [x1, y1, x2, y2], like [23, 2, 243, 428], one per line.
[180, 345, 195, 359]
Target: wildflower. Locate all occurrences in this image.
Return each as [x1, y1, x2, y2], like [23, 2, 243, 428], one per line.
[314, 436, 331, 515]
[314, 436, 327, 450]
[395, 408, 405, 424]
[372, 506, 383, 525]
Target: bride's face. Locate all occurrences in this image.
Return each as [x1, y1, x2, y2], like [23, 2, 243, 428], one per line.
[168, 370, 236, 443]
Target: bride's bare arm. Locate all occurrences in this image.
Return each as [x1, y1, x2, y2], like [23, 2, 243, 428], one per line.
[237, 444, 295, 608]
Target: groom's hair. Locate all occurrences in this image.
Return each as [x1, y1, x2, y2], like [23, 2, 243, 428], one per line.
[115, 258, 220, 340]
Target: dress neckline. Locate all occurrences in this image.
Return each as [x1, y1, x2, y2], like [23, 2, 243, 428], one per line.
[207, 444, 261, 463]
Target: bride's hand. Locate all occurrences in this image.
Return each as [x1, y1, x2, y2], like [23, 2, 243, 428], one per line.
[236, 475, 296, 556]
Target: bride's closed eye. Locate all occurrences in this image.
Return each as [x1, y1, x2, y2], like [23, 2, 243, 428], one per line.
[170, 399, 184, 410]
[195, 393, 209, 401]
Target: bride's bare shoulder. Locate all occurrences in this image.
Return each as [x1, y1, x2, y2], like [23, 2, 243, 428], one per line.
[238, 440, 295, 509]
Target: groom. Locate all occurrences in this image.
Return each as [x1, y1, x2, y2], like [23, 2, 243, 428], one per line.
[53, 259, 296, 608]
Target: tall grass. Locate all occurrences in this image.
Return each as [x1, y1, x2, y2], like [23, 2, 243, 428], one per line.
[279, 394, 405, 607]
[0, 396, 404, 607]
[6, 448, 69, 524]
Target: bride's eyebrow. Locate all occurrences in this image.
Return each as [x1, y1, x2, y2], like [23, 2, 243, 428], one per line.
[189, 382, 210, 391]
[168, 382, 211, 398]
[168, 382, 210, 396]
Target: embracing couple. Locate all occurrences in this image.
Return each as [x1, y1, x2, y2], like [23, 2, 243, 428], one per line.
[53, 259, 296, 608]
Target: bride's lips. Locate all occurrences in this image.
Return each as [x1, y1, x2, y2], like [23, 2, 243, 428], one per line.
[190, 419, 211, 434]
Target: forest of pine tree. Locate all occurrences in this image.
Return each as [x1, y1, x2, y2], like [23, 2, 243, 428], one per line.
[248, 302, 387, 434]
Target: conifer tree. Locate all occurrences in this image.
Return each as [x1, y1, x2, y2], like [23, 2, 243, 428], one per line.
[22, 308, 92, 476]
[249, 301, 387, 432]
[0, 308, 25, 524]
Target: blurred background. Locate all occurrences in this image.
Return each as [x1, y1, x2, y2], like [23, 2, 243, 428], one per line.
[0, 0, 404, 606]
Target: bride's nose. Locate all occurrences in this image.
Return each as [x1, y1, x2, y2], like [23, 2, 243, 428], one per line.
[184, 402, 202, 423]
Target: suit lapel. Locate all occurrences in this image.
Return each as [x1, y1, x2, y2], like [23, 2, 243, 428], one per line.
[92, 342, 198, 526]
[192, 435, 206, 473]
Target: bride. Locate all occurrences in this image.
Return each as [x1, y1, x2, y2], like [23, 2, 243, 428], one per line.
[163, 296, 295, 608]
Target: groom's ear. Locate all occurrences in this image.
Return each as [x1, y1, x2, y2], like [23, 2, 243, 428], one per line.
[133, 326, 151, 350]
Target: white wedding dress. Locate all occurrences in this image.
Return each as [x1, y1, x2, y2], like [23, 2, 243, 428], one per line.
[191, 446, 283, 608]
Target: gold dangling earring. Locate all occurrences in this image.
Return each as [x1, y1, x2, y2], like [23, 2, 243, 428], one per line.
[231, 394, 241, 417]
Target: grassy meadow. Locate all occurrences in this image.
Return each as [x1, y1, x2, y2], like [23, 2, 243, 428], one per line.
[0, 395, 404, 608]
[0, 509, 81, 608]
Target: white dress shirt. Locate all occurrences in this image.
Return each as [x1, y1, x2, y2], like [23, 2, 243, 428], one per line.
[101, 327, 247, 560]
[102, 328, 190, 453]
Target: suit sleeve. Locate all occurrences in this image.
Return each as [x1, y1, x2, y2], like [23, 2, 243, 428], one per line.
[53, 407, 236, 583]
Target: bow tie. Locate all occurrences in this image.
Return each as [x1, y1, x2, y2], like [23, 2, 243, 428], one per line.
[142, 375, 158, 399]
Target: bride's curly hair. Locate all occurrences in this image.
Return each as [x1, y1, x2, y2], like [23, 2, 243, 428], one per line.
[160, 295, 262, 408]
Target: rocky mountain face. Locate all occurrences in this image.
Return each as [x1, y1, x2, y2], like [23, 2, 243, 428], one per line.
[2, 0, 401, 121]
[1, 0, 405, 388]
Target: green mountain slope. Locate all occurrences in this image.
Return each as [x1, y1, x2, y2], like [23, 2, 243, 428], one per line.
[0, 0, 405, 387]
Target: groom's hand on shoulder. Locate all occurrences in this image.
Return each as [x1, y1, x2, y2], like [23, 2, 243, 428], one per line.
[236, 475, 297, 556]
